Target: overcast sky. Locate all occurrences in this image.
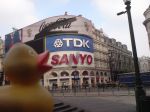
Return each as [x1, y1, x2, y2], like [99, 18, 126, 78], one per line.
[0, 0, 149, 57]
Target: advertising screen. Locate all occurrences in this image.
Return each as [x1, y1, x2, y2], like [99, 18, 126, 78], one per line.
[25, 38, 44, 54]
[46, 34, 94, 68]
[22, 16, 93, 43]
[5, 30, 22, 53]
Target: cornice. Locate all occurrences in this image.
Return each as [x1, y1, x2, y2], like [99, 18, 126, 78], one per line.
[143, 18, 150, 26]
[144, 5, 150, 17]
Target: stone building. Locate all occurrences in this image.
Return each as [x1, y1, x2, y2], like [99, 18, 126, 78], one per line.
[143, 5, 150, 48]
[104, 37, 134, 81]
[91, 28, 110, 84]
[4, 13, 133, 88]
[0, 37, 4, 86]
[139, 56, 150, 72]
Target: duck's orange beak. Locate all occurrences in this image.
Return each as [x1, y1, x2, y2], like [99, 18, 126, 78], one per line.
[37, 51, 52, 74]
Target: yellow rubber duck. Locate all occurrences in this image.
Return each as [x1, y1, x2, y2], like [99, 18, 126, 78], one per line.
[0, 43, 53, 112]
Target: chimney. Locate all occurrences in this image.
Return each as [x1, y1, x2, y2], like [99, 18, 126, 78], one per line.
[65, 12, 68, 15]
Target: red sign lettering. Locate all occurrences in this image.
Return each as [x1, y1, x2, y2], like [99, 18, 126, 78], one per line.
[51, 53, 93, 66]
[59, 54, 69, 65]
[70, 54, 78, 65]
[80, 54, 87, 64]
[51, 55, 59, 65]
[87, 55, 93, 65]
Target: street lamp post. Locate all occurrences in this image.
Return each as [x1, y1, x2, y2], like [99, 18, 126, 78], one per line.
[117, 0, 145, 112]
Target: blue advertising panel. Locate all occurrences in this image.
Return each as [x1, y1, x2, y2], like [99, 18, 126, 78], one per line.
[46, 34, 93, 52]
[5, 34, 12, 53]
[5, 30, 22, 53]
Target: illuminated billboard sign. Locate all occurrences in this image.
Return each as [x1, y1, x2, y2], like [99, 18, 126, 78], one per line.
[46, 34, 94, 68]
[46, 34, 93, 52]
[22, 15, 93, 43]
[5, 30, 22, 52]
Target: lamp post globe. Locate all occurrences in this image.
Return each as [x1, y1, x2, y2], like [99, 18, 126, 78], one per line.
[123, 0, 131, 5]
[123, 0, 131, 3]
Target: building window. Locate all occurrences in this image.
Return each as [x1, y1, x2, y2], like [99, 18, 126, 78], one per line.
[61, 71, 69, 77]
[51, 72, 57, 77]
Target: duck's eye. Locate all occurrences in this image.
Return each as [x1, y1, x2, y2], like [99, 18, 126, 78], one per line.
[28, 50, 35, 56]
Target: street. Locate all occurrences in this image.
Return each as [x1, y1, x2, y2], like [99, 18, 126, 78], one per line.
[54, 95, 136, 112]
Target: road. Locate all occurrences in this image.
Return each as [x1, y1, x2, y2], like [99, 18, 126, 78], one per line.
[54, 96, 136, 112]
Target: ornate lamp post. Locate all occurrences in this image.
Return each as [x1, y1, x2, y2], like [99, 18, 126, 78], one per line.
[117, 0, 145, 112]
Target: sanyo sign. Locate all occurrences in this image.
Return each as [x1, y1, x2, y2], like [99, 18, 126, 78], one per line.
[46, 34, 94, 68]
[46, 34, 93, 52]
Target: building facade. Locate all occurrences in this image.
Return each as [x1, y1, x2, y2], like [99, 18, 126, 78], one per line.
[5, 13, 133, 88]
[104, 37, 134, 81]
[143, 5, 150, 48]
[139, 56, 150, 72]
[0, 37, 4, 86]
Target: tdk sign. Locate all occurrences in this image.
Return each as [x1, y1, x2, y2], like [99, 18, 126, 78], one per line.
[54, 38, 90, 48]
[46, 34, 93, 52]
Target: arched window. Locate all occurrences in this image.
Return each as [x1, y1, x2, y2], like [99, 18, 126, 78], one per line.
[61, 71, 69, 77]
[96, 71, 99, 77]
[71, 71, 79, 76]
[51, 72, 57, 77]
[90, 71, 94, 76]
[82, 71, 88, 76]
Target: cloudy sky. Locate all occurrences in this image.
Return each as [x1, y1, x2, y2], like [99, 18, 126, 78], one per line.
[0, 0, 149, 57]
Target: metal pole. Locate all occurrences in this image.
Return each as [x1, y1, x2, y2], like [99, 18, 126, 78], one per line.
[125, 1, 145, 112]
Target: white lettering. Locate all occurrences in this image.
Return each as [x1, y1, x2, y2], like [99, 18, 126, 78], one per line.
[74, 38, 82, 47]
[57, 38, 90, 48]
[63, 38, 73, 47]
[82, 40, 89, 48]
